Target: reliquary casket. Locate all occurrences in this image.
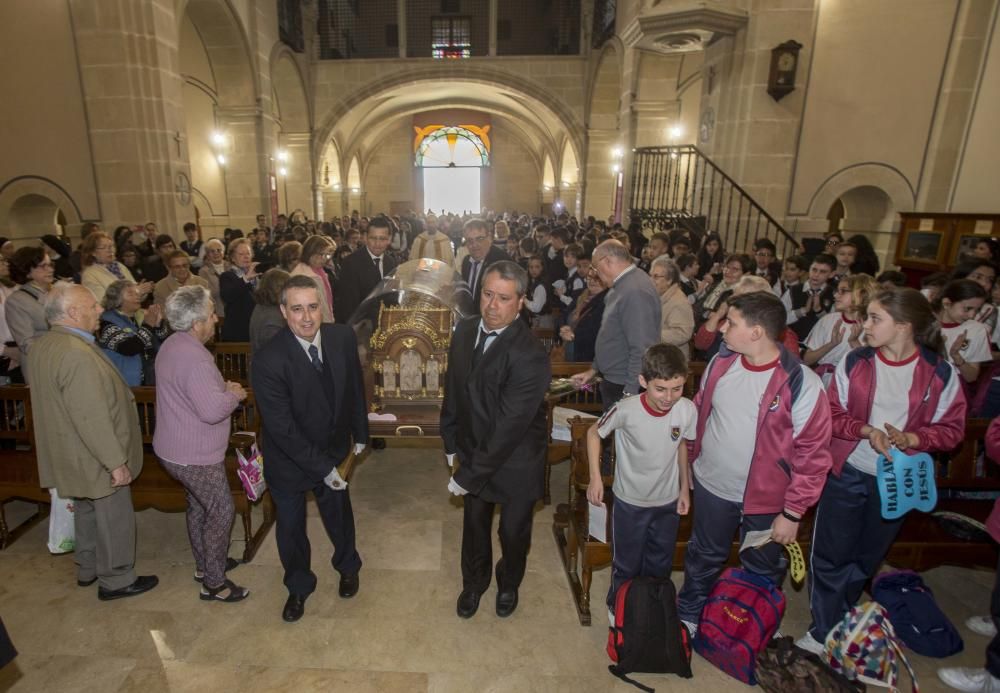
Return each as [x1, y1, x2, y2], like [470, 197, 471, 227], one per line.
[349, 258, 474, 414]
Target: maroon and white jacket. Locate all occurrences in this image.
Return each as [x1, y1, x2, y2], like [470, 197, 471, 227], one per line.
[690, 345, 833, 516]
[827, 346, 966, 476]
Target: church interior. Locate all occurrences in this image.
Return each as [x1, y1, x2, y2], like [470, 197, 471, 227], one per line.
[2, 0, 1000, 690]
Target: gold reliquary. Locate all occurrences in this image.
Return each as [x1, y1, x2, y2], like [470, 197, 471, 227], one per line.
[349, 258, 475, 414]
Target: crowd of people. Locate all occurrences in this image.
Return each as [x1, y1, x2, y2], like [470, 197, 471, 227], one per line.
[1, 211, 999, 692]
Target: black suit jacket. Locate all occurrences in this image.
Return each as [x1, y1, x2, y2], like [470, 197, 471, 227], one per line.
[440, 317, 551, 504]
[250, 324, 369, 493]
[460, 246, 511, 314]
[334, 247, 397, 324]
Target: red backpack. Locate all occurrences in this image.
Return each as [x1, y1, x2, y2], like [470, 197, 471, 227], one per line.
[693, 567, 786, 685]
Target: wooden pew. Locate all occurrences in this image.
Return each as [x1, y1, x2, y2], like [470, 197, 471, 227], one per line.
[544, 362, 603, 505]
[552, 410, 1000, 626]
[551, 416, 614, 625]
[210, 342, 252, 386]
[0, 386, 49, 547]
[0, 385, 274, 562]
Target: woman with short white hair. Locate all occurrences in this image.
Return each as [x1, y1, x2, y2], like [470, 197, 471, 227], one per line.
[153, 285, 249, 602]
[198, 238, 228, 318]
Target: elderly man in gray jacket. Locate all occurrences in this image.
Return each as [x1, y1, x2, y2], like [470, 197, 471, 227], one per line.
[571, 239, 662, 409]
[28, 282, 158, 600]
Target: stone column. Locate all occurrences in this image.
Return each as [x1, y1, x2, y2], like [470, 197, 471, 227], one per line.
[218, 106, 273, 230]
[278, 132, 314, 218]
[397, 0, 408, 58]
[488, 0, 498, 57]
[583, 128, 620, 219]
[69, 0, 191, 234]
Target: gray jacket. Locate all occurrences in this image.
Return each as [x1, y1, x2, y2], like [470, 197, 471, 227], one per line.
[593, 265, 662, 395]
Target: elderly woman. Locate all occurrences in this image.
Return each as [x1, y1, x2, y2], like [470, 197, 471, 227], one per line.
[80, 231, 152, 303]
[197, 238, 227, 318]
[290, 235, 336, 323]
[649, 256, 695, 355]
[218, 238, 258, 341]
[558, 269, 608, 363]
[693, 274, 799, 360]
[696, 252, 752, 320]
[153, 285, 249, 603]
[249, 268, 290, 355]
[5, 247, 55, 383]
[97, 280, 168, 386]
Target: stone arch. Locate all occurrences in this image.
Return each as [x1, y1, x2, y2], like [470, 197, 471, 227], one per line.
[0, 176, 83, 240]
[542, 156, 555, 189]
[179, 0, 258, 107]
[587, 42, 623, 131]
[807, 164, 915, 231]
[270, 47, 311, 132]
[312, 66, 584, 176]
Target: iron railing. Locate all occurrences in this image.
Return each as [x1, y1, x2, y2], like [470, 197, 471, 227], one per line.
[629, 144, 798, 259]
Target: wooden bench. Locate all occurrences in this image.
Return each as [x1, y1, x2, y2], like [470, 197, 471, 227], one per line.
[0, 385, 274, 562]
[544, 360, 707, 506]
[210, 341, 252, 386]
[553, 413, 1000, 626]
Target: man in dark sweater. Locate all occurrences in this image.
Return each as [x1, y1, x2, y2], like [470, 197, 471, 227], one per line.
[570, 239, 662, 408]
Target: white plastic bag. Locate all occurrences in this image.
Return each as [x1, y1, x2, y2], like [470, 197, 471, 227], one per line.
[47, 488, 75, 554]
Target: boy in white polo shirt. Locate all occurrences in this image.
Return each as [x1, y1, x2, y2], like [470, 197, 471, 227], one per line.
[586, 343, 696, 617]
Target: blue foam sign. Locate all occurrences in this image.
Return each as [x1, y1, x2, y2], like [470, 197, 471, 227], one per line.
[876, 448, 937, 520]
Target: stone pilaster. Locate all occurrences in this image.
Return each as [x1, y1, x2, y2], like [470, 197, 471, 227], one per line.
[69, 0, 191, 234]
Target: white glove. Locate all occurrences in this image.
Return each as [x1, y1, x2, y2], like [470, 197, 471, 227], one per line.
[324, 466, 348, 490]
[447, 477, 468, 496]
[354, 443, 366, 456]
[445, 453, 456, 468]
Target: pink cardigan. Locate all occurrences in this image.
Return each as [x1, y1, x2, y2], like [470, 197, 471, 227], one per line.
[153, 331, 240, 465]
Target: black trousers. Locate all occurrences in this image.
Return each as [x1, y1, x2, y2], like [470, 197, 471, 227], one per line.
[461, 493, 536, 594]
[270, 482, 362, 597]
[0, 616, 15, 669]
[608, 498, 680, 610]
[677, 478, 786, 623]
[807, 464, 903, 641]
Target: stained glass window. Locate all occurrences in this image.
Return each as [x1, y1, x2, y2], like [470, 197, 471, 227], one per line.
[431, 17, 471, 59]
[414, 126, 490, 167]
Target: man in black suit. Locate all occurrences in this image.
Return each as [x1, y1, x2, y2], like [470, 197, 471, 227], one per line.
[460, 219, 510, 314]
[441, 260, 552, 619]
[334, 215, 397, 324]
[251, 274, 368, 623]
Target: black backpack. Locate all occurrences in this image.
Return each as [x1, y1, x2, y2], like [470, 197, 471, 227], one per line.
[607, 576, 693, 691]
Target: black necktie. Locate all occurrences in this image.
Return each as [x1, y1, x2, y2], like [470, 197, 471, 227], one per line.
[308, 344, 323, 374]
[471, 329, 496, 367]
[469, 260, 480, 296]
[374, 256, 381, 278]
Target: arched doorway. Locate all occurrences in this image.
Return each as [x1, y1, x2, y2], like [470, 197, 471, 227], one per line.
[415, 126, 490, 215]
[8, 194, 63, 239]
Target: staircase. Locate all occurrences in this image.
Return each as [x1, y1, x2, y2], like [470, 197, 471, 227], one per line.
[628, 144, 798, 259]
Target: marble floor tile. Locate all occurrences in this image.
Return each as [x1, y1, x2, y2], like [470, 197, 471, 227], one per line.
[0, 445, 991, 692]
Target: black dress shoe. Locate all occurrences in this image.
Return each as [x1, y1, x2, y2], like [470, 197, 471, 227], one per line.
[97, 575, 159, 601]
[77, 576, 97, 587]
[282, 594, 306, 622]
[456, 589, 482, 619]
[338, 573, 359, 599]
[496, 589, 519, 617]
[372, 438, 386, 450]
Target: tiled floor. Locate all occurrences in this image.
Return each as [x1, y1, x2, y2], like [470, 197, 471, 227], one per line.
[0, 442, 994, 692]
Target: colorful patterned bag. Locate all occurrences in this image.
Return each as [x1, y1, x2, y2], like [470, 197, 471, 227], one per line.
[825, 601, 918, 692]
[234, 440, 266, 502]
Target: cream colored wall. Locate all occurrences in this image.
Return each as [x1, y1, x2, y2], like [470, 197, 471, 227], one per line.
[953, 6, 1000, 212]
[362, 121, 416, 215]
[485, 123, 541, 214]
[0, 0, 99, 238]
[789, 0, 957, 216]
[180, 16, 229, 223]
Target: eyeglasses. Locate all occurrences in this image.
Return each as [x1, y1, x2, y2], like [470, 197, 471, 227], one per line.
[836, 287, 850, 294]
[464, 235, 489, 245]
